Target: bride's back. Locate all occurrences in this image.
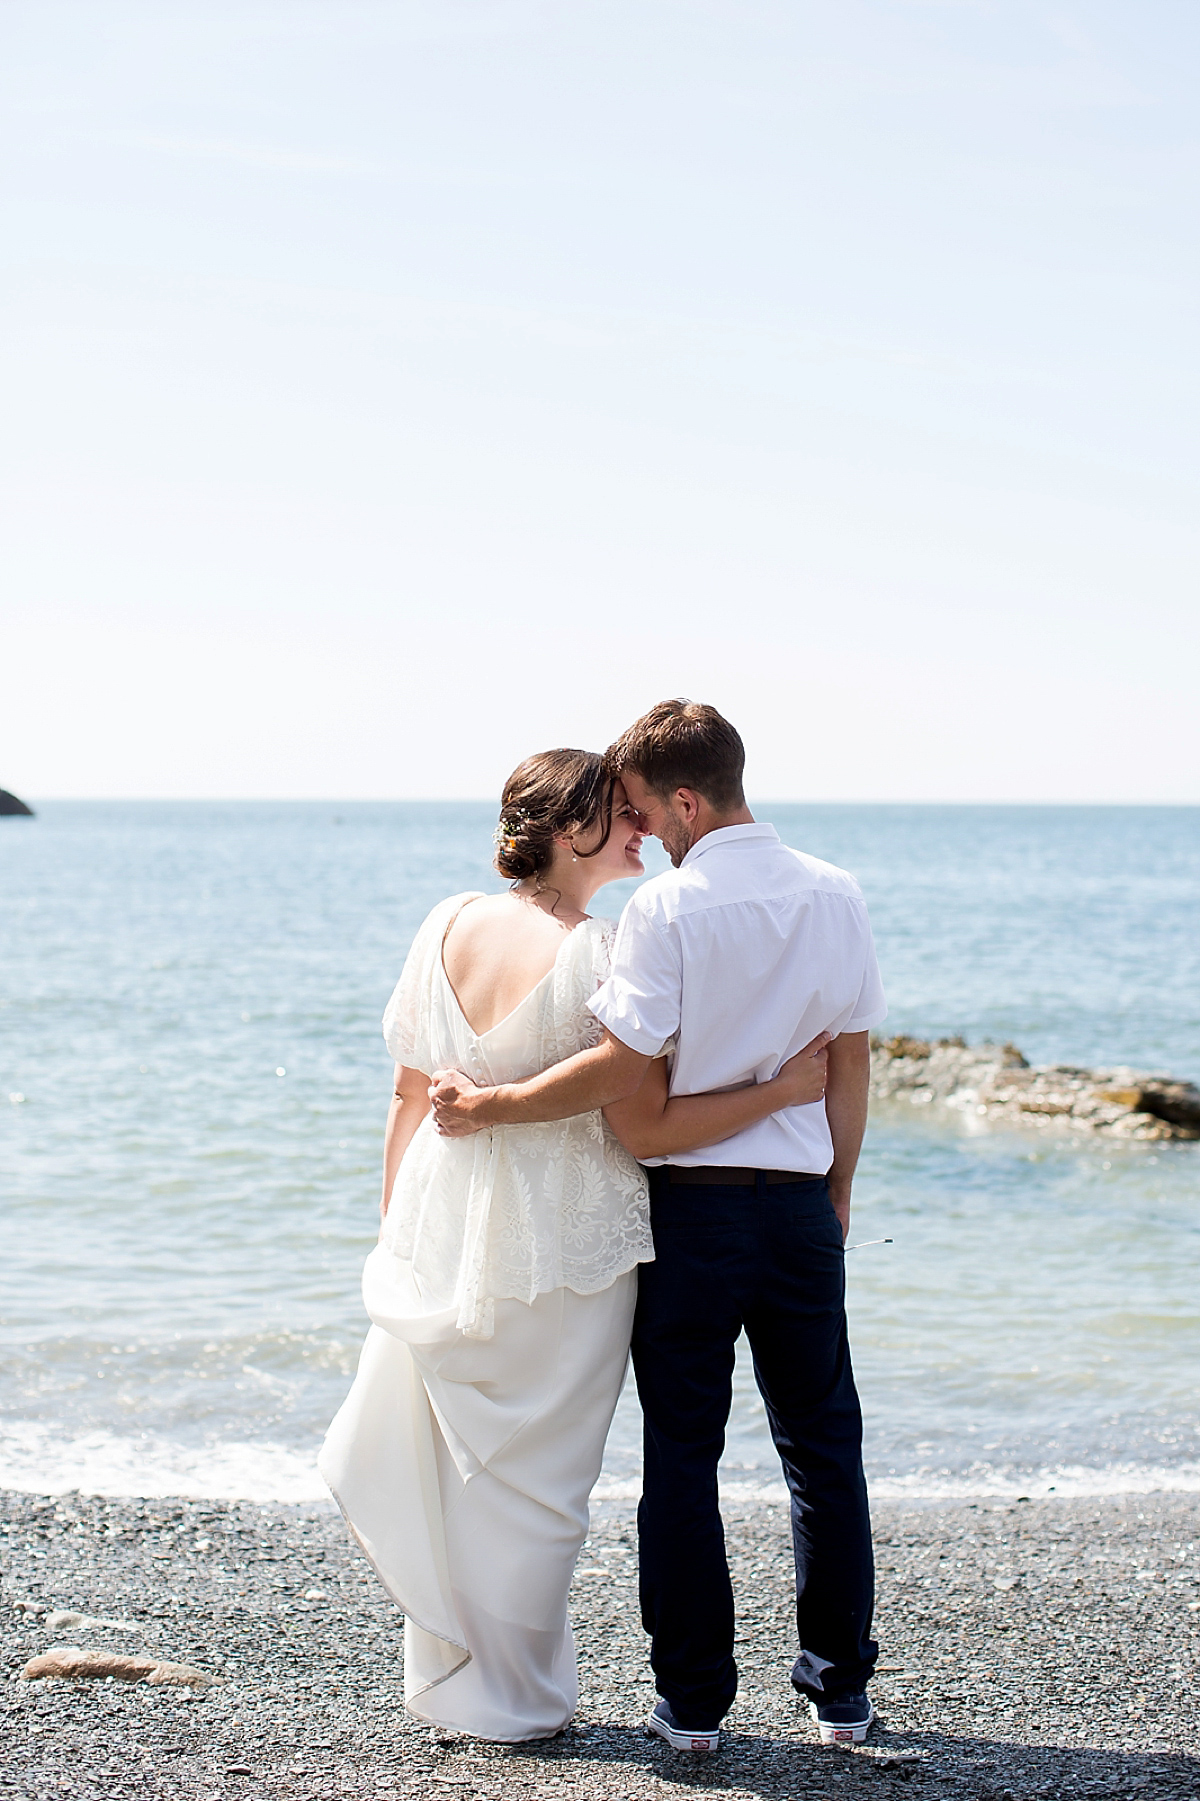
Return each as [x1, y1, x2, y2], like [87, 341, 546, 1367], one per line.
[441, 894, 582, 1039]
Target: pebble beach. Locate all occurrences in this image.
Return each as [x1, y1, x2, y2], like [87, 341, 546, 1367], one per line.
[4, 1487, 1198, 1800]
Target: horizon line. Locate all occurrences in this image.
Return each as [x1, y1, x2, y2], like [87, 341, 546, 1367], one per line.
[11, 795, 1200, 809]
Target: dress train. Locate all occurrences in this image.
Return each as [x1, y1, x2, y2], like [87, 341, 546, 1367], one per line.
[320, 1266, 636, 1740]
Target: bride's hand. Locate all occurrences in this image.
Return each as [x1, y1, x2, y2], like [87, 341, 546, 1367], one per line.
[430, 1068, 491, 1136]
[773, 1031, 832, 1107]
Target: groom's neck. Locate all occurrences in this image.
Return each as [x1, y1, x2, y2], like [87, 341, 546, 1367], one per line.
[688, 799, 755, 846]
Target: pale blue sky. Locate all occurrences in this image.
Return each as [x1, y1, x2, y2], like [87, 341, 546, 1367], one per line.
[2, 1, 1197, 798]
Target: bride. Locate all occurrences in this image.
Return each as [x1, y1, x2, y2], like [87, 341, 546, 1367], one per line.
[319, 748, 829, 1742]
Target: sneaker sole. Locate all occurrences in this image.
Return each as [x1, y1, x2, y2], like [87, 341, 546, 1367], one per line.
[647, 1714, 721, 1753]
[809, 1700, 875, 1746]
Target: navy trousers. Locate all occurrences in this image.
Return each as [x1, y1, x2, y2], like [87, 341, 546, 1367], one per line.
[631, 1169, 877, 1728]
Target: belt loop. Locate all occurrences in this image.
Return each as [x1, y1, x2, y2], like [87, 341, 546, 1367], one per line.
[755, 1168, 766, 1200]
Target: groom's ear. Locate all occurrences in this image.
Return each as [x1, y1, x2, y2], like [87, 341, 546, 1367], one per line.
[673, 787, 703, 824]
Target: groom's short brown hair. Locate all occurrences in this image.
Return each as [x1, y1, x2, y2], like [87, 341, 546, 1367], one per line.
[607, 698, 746, 812]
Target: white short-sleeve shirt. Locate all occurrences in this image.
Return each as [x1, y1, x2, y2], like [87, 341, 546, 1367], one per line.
[588, 822, 887, 1173]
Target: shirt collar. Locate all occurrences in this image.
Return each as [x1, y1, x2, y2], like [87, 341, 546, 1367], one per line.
[680, 821, 780, 869]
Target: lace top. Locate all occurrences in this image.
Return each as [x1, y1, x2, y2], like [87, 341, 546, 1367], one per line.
[377, 893, 652, 1339]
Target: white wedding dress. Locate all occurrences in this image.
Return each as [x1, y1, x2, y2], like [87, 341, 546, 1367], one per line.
[319, 894, 652, 1741]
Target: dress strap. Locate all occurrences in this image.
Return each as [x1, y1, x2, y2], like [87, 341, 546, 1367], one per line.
[440, 893, 486, 959]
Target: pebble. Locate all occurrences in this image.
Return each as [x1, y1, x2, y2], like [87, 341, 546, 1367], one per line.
[43, 1610, 137, 1633]
[2, 1487, 1198, 1797]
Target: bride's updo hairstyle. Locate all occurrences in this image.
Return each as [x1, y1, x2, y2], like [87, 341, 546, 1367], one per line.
[494, 749, 614, 883]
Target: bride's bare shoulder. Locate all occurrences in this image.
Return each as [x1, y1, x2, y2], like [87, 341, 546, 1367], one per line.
[447, 891, 517, 931]
[443, 891, 550, 954]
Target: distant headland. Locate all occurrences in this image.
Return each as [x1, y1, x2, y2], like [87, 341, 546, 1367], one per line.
[871, 1035, 1200, 1141]
[0, 789, 34, 816]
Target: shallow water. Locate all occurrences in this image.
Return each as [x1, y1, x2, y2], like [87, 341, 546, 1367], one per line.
[2, 801, 1198, 1500]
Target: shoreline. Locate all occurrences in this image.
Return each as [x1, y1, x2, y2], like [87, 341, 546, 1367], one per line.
[4, 1487, 1197, 1798]
[7, 1445, 1200, 1511]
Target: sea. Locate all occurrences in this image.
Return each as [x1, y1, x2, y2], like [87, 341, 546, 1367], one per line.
[2, 802, 1198, 1506]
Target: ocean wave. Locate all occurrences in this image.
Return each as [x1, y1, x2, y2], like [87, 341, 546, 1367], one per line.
[5, 1421, 1200, 1506]
[866, 1461, 1200, 1500]
[0, 1422, 330, 1504]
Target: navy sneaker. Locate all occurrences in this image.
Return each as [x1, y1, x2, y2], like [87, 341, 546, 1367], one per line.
[646, 1699, 722, 1753]
[809, 1691, 875, 1745]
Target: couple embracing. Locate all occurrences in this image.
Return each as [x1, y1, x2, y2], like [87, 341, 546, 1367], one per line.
[320, 698, 887, 1753]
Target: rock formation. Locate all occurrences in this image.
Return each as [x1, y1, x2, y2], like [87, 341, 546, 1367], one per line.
[0, 787, 34, 816]
[870, 1035, 1200, 1142]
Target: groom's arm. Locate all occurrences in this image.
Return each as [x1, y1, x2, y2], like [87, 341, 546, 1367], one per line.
[824, 1030, 871, 1240]
[430, 1032, 651, 1135]
[431, 896, 679, 1137]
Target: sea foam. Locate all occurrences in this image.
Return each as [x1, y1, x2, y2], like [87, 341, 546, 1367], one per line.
[5, 1421, 1199, 1506]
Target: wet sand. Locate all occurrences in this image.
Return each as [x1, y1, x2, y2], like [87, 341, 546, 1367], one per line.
[3, 1487, 1198, 1798]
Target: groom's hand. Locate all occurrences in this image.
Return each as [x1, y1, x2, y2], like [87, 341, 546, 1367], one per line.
[429, 1068, 495, 1136]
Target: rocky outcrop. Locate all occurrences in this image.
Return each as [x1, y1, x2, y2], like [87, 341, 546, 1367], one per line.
[870, 1036, 1200, 1142]
[0, 788, 34, 816]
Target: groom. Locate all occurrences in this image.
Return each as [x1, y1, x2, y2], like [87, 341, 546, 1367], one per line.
[431, 698, 886, 1752]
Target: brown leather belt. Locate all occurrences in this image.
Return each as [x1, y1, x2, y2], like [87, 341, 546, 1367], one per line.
[660, 1165, 824, 1186]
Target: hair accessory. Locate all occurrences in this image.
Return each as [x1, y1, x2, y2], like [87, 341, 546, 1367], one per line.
[492, 805, 528, 851]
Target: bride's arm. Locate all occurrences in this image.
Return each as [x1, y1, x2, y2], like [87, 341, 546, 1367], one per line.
[380, 1063, 432, 1221]
[603, 1033, 831, 1161]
